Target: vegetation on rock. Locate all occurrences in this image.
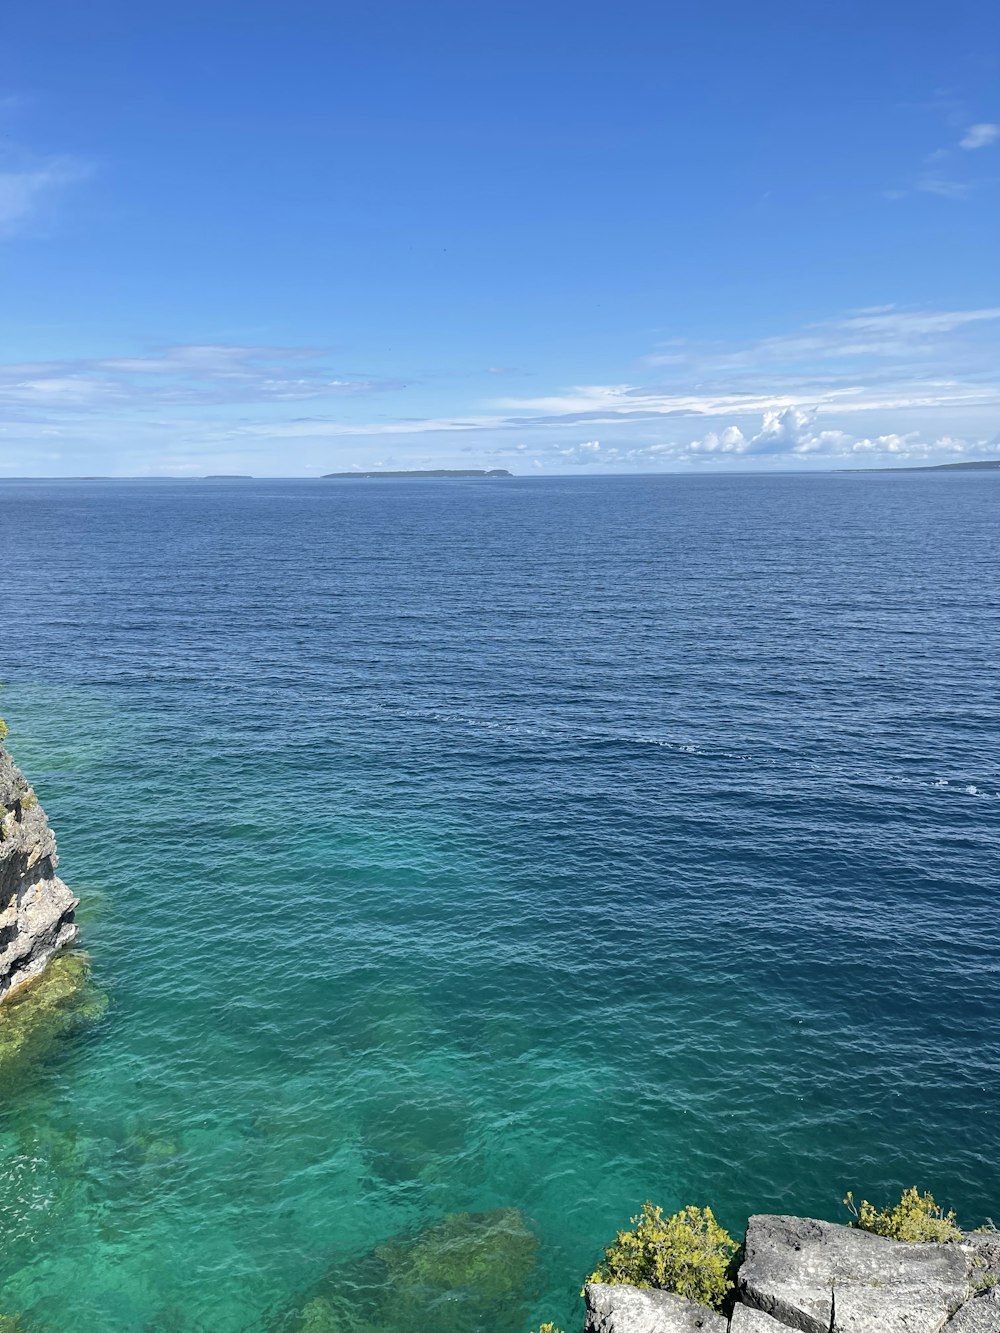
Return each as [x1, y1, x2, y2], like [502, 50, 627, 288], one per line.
[585, 1202, 737, 1310]
[844, 1187, 961, 1243]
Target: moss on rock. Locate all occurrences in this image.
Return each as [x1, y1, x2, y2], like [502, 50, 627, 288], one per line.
[0, 951, 106, 1094]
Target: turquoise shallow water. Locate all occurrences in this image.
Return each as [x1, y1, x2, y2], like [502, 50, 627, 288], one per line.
[0, 474, 998, 1331]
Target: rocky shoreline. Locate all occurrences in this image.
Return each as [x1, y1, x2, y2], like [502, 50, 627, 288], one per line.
[583, 1214, 1000, 1333]
[0, 736, 78, 1003]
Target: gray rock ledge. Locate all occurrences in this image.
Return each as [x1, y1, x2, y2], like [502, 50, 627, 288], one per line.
[584, 1283, 727, 1332]
[581, 1216, 999, 1333]
[738, 1213, 969, 1332]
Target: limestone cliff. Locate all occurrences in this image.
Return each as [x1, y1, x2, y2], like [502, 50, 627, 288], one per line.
[0, 737, 78, 1002]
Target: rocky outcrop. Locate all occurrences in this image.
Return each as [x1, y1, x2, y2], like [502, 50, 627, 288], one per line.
[581, 1218, 1000, 1333]
[0, 741, 78, 1002]
[738, 1214, 969, 1332]
[584, 1284, 726, 1332]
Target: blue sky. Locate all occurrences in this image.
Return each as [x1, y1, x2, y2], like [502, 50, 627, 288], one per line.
[2, 0, 999, 475]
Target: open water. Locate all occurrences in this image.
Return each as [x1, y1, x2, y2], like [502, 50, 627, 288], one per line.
[0, 473, 998, 1331]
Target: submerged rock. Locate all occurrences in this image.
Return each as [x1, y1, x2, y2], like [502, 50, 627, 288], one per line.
[0, 949, 105, 1090]
[583, 1282, 726, 1331]
[272, 1207, 538, 1333]
[1, 740, 78, 1001]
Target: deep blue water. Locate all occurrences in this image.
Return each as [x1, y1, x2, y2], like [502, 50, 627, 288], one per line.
[0, 473, 997, 1331]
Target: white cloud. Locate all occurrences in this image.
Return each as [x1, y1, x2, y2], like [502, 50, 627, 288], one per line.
[960, 123, 1000, 150]
[557, 440, 603, 464]
[682, 409, 848, 458]
[837, 307, 1000, 335]
[0, 345, 402, 410]
[645, 306, 1000, 371]
[6, 306, 1000, 474]
[564, 412, 978, 469]
[689, 425, 748, 454]
[679, 409, 976, 464]
[917, 177, 971, 199]
[0, 159, 86, 231]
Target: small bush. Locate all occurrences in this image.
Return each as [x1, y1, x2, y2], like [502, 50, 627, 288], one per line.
[585, 1202, 737, 1310]
[14, 783, 37, 812]
[844, 1188, 961, 1243]
[0, 718, 8, 743]
[971, 1266, 999, 1294]
[530, 1325, 566, 1333]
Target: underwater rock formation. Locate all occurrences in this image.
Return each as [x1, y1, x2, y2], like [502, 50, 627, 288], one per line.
[272, 1207, 538, 1333]
[0, 949, 104, 1088]
[1, 738, 78, 1002]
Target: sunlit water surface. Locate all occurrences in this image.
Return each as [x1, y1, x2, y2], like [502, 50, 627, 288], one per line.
[0, 474, 997, 1331]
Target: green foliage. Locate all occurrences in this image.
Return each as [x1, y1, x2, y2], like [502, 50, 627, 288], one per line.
[844, 1188, 961, 1243]
[971, 1267, 999, 1294]
[0, 717, 8, 743]
[14, 781, 38, 812]
[585, 1202, 737, 1310]
[530, 1325, 566, 1332]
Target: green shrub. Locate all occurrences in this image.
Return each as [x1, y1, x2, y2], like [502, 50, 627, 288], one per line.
[14, 783, 37, 812]
[530, 1325, 566, 1333]
[585, 1202, 737, 1310]
[0, 718, 8, 743]
[971, 1266, 999, 1294]
[844, 1188, 961, 1243]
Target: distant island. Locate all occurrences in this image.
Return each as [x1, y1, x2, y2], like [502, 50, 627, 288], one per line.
[849, 458, 1000, 473]
[203, 474, 254, 479]
[321, 468, 513, 479]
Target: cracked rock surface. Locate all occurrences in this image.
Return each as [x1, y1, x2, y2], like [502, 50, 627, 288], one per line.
[738, 1215, 991, 1333]
[1, 743, 78, 1002]
[584, 1284, 727, 1332]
